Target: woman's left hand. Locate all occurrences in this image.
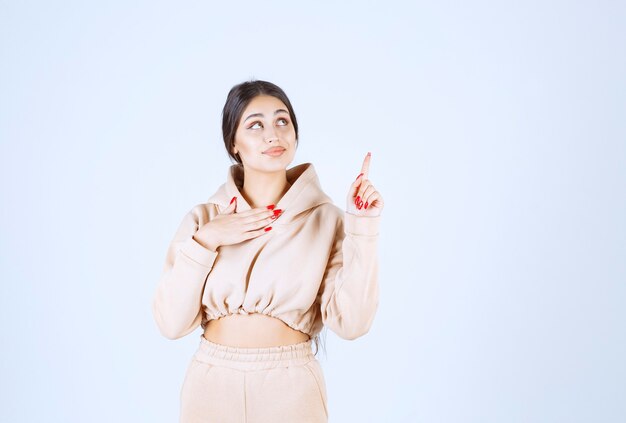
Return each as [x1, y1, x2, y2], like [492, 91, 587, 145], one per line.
[346, 152, 384, 217]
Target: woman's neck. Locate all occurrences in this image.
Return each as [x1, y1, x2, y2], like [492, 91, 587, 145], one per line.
[240, 167, 292, 208]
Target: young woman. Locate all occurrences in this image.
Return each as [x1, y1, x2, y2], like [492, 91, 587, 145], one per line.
[152, 79, 384, 422]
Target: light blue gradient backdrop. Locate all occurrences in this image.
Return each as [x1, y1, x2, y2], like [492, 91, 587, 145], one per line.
[1, 1, 624, 422]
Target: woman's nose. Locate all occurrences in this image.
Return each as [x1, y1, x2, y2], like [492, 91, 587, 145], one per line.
[264, 129, 278, 142]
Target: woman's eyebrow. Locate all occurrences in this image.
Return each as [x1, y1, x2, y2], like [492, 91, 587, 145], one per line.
[244, 109, 289, 122]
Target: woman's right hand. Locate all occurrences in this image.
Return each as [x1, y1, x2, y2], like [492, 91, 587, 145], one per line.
[193, 197, 282, 251]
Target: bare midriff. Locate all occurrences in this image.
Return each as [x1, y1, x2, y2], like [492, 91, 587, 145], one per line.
[203, 312, 310, 348]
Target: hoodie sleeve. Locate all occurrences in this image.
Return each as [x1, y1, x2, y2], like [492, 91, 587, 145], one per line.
[151, 206, 218, 340]
[317, 211, 381, 340]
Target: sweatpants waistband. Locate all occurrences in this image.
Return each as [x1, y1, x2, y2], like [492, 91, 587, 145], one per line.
[193, 334, 315, 371]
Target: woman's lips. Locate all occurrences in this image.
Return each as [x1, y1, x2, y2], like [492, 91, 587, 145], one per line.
[263, 147, 286, 156]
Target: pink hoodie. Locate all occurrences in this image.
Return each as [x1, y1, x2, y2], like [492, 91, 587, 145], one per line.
[152, 162, 380, 340]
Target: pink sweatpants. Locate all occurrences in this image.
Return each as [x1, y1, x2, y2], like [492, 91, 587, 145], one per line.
[180, 334, 328, 422]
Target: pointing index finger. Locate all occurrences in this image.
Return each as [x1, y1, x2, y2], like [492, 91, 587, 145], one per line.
[361, 151, 371, 178]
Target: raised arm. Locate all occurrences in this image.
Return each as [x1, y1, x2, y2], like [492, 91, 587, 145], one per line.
[318, 152, 384, 339]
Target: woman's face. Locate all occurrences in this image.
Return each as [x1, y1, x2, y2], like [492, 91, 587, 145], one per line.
[232, 95, 297, 173]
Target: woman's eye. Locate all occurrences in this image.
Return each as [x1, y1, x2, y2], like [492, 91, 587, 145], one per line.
[250, 122, 262, 129]
[278, 118, 289, 126]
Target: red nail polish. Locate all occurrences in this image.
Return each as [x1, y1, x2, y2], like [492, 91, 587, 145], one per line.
[273, 209, 282, 215]
[355, 173, 363, 181]
[267, 204, 275, 210]
[230, 196, 237, 205]
[358, 200, 363, 209]
[264, 226, 272, 232]
[364, 201, 368, 209]
[356, 195, 361, 204]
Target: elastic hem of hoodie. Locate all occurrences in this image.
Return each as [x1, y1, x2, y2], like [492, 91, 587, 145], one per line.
[205, 308, 315, 339]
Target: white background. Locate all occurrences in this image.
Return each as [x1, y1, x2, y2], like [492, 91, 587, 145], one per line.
[1, 1, 624, 422]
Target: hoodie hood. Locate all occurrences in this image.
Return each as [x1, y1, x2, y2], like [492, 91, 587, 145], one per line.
[207, 162, 333, 224]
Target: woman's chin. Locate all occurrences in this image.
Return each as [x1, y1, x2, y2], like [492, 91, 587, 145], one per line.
[245, 156, 294, 173]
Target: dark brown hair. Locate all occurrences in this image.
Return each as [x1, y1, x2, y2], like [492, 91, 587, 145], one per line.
[222, 79, 300, 165]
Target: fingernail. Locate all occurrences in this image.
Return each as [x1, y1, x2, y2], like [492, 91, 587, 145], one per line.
[266, 204, 275, 210]
[358, 200, 363, 209]
[264, 226, 272, 232]
[355, 173, 363, 181]
[364, 201, 368, 209]
[355, 195, 361, 204]
[230, 196, 237, 205]
[273, 209, 282, 215]
[367, 152, 371, 156]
